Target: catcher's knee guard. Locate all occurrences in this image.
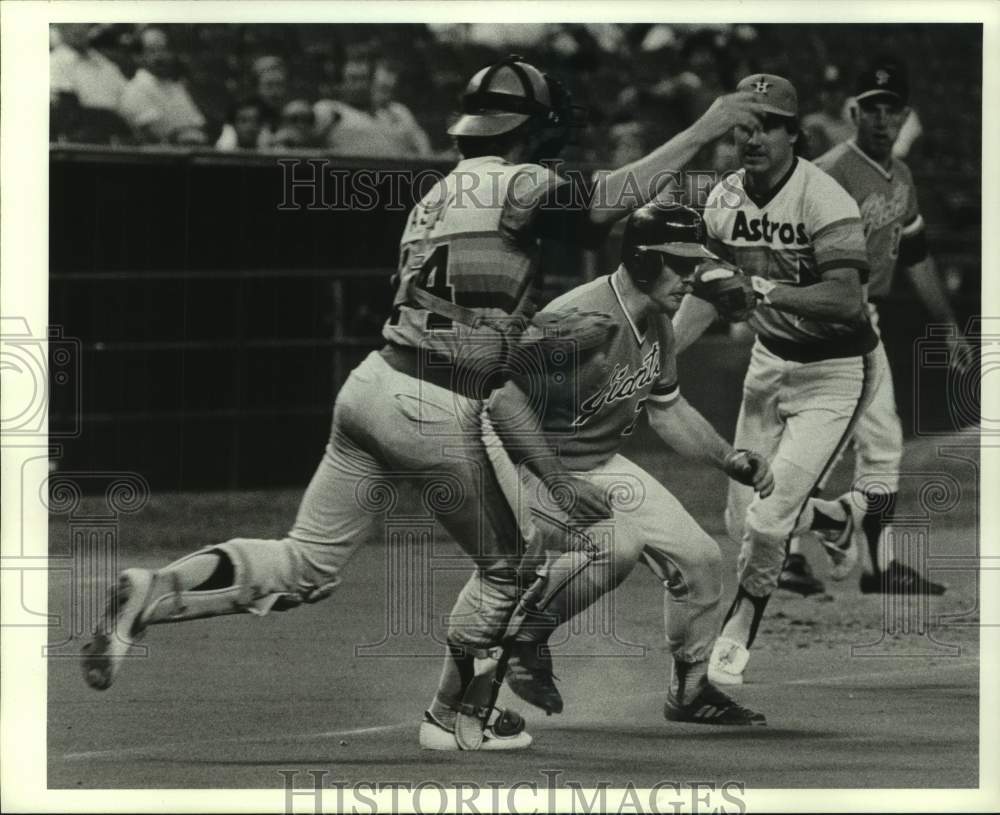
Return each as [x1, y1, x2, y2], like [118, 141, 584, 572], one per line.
[140, 539, 342, 625]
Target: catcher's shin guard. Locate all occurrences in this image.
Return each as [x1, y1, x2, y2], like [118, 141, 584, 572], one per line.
[139, 577, 341, 624]
[454, 532, 598, 747]
[454, 646, 508, 751]
[454, 572, 548, 751]
[136, 565, 341, 626]
[140, 544, 341, 625]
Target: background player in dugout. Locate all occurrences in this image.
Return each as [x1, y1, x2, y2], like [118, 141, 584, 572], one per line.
[484, 202, 774, 726]
[672, 73, 883, 686]
[779, 58, 974, 598]
[81, 55, 770, 751]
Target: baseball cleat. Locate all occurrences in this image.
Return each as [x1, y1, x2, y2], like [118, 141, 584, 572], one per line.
[81, 568, 153, 690]
[777, 553, 825, 596]
[708, 636, 749, 686]
[505, 641, 563, 715]
[816, 494, 862, 581]
[860, 560, 946, 595]
[664, 682, 766, 726]
[419, 709, 533, 751]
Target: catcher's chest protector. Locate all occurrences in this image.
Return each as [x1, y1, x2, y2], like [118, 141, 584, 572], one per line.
[383, 156, 552, 362]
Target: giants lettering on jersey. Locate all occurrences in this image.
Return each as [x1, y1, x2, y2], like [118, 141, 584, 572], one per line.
[731, 210, 809, 245]
[858, 184, 909, 236]
[572, 346, 661, 427]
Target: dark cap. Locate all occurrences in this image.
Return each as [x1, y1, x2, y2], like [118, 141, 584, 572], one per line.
[855, 61, 909, 105]
[736, 73, 798, 117]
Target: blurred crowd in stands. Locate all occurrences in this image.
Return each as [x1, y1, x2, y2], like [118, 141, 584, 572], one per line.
[49, 22, 981, 175]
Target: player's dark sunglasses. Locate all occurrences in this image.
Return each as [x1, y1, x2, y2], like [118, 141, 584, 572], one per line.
[652, 253, 702, 278]
[671, 256, 704, 278]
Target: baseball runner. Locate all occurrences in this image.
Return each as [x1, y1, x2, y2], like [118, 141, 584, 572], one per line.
[779, 59, 971, 597]
[81, 56, 769, 750]
[672, 74, 883, 686]
[484, 202, 772, 725]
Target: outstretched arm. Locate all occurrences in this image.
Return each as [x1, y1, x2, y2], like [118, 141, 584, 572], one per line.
[754, 267, 865, 323]
[488, 379, 612, 522]
[905, 256, 974, 369]
[588, 92, 766, 225]
[648, 395, 774, 497]
[672, 294, 720, 354]
[906, 255, 958, 325]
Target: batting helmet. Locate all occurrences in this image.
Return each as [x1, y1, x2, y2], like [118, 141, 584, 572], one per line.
[447, 55, 586, 140]
[621, 202, 718, 291]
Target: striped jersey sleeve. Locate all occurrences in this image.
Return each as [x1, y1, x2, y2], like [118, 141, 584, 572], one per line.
[897, 160, 928, 266]
[804, 171, 870, 279]
[648, 315, 680, 406]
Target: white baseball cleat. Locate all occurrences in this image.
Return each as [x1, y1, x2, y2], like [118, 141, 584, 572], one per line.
[81, 568, 154, 690]
[816, 494, 863, 581]
[708, 637, 749, 686]
[419, 709, 533, 751]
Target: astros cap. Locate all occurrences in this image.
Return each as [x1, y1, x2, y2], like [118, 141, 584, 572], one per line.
[855, 60, 909, 106]
[736, 73, 798, 118]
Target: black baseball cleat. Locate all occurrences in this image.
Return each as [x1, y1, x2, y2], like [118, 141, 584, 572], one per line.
[505, 641, 563, 715]
[664, 682, 766, 726]
[860, 560, 946, 595]
[777, 553, 825, 597]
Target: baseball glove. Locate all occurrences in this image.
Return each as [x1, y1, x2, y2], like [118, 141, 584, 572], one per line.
[690, 260, 757, 322]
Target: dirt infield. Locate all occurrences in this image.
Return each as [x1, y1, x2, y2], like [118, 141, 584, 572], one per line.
[47, 433, 981, 789]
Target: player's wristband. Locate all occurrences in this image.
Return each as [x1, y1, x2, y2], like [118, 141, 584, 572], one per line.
[750, 276, 776, 304]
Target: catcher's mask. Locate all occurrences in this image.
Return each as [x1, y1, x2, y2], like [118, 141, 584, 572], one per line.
[447, 55, 588, 150]
[621, 202, 718, 292]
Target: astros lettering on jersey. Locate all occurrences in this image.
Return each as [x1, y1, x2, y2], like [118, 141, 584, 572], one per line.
[704, 157, 872, 347]
[815, 140, 924, 298]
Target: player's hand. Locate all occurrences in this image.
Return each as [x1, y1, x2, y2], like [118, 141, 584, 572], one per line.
[750, 275, 776, 303]
[690, 261, 758, 322]
[694, 91, 767, 141]
[724, 449, 774, 498]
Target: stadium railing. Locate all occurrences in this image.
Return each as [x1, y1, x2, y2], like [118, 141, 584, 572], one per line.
[49, 145, 980, 491]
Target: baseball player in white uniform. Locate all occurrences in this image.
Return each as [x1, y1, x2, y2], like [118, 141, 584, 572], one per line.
[781, 59, 970, 596]
[672, 74, 882, 685]
[486, 202, 772, 725]
[81, 56, 769, 749]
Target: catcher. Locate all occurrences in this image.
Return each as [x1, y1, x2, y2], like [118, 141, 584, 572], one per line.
[81, 55, 768, 753]
[485, 202, 773, 725]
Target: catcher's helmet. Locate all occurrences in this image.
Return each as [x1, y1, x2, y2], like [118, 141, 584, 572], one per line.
[621, 202, 717, 291]
[447, 55, 587, 140]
